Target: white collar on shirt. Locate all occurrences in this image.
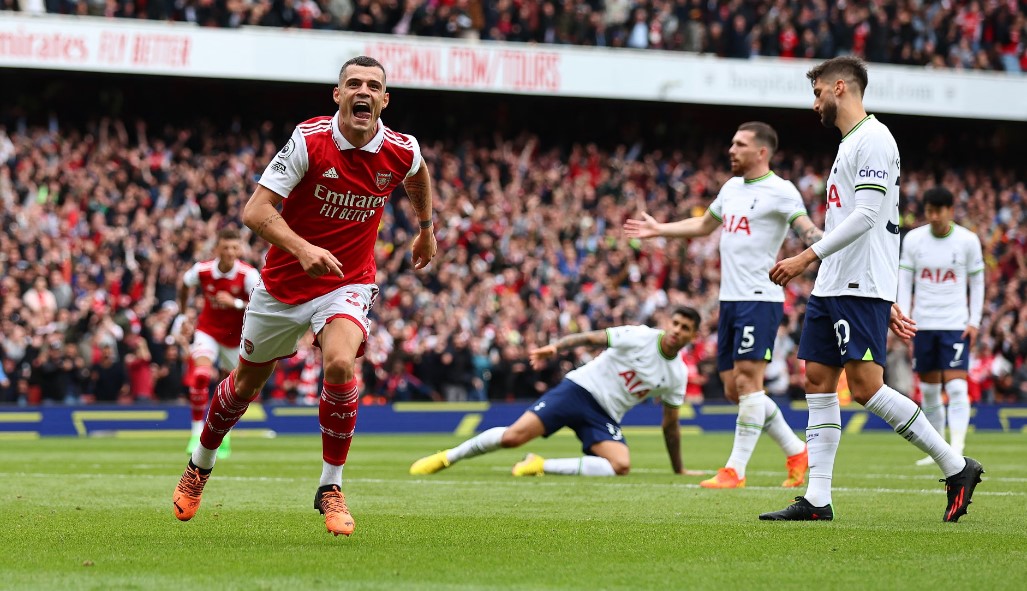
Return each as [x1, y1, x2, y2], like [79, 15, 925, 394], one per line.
[210, 260, 238, 279]
[331, 112, 386, 153]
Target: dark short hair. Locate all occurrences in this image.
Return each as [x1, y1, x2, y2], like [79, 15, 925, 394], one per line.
[217, 227, 241, 242]
[672, 307, 701, 328]
[737, 121, 778, 155]
[340, 56, 387, 85]
[806, 56, 869, 96]
[923, 186, 955, 209]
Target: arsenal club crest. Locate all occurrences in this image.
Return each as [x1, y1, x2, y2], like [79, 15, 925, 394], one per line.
[374, 171, 393, 190]
[244, 339, 254, 354]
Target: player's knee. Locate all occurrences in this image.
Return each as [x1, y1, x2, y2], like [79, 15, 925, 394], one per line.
[611, 461, 631, 476]
[322, 354, 356, 383]
[193, 366, 213, 389]
[500, 429, 528, 448]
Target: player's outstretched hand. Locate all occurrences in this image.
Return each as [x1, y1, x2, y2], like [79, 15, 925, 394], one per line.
[528, 344, 557, 370]
[623, 212, 661, 239]
[410, 228, 437, 270]
[889, 303, 917, 341]
[297, 244, 344, 279]
[961, 325, 978, 350]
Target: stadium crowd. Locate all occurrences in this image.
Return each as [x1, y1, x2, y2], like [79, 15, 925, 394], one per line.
[7, 0, 1027, 73]
[1, 114, 1026, 407]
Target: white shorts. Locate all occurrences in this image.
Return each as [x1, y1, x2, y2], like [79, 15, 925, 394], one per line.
[191, 330, 240, 370]
[239, 281, 379, 365]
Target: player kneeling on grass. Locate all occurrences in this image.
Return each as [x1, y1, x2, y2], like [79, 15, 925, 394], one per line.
[410, 308, 703, 478]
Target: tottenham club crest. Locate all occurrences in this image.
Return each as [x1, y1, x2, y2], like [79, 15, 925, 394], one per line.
[374, 171, 393, 190]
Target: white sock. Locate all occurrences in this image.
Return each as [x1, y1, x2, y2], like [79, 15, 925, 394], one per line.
[864, 385, 966, 477]
[725, 391, 767, 478]
[919, 382, 945, 435]
[319, 461, 344, 487]
[543, 456, 616, 476]
[446, 427, 507, 464]
[804, 393, 841, 507]
[762, 395, 806, 457]
[945, 378, 971, 456]
[191, 420, 204, 437]
[191, 444, 217, 470]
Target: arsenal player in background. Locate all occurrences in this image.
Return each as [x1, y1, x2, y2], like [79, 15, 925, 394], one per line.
[177, 227, 259, 459]
[172, 55, 438, 537]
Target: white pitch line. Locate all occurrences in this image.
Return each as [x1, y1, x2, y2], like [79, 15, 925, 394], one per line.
[1, 472, 1023, 497]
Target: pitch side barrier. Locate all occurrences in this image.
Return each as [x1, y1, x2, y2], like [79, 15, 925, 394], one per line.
[1, 402, 1025, 438]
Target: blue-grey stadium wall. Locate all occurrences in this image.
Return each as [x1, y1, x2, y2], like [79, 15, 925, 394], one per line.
[2, 402, 1026, 438]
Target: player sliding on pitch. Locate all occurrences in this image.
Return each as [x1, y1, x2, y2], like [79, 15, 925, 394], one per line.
[410, 308, 703, 478]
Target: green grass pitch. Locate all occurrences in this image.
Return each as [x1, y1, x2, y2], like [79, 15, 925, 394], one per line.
[2, 430, 1026, 590]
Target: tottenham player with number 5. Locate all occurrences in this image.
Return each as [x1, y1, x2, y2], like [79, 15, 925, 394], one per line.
[172, 56, 438, 537]
[625, 122, 821, 490]
[897, 187, 985, 467]
[761, 56, 983, 523]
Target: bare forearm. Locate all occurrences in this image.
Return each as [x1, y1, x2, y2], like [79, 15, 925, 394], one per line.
[243, 202, 308, 256]
[663, 423, 683, 473]
[176, 285, 189, 314]
[404, 165, 434, 225]
[657, 217, 712, 239]
[552, 330, 607, 351]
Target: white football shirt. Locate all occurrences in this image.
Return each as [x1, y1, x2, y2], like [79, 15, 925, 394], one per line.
[709, 172, 808, 302]
[813, 115, 902, 301]
[899, 223, 985, 330]
[565, 325, 687, 424]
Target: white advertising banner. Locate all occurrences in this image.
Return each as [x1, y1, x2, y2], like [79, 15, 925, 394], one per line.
[2, 14, 1025, 121]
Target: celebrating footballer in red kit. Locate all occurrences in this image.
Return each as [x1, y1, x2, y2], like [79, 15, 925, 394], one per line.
[172, 55, 438, 537]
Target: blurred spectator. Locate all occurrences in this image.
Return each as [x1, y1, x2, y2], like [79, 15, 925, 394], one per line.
[0, 112, 1024, 407]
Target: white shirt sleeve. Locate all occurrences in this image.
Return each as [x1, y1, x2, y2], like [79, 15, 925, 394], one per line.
[707, 186, 726, 221]
[244, 267, 261, 294]
[182, 263, 201, 287]
[811, 189, 882, 259]
[405, 134, 423, 179]
[258, 127, 309, 198]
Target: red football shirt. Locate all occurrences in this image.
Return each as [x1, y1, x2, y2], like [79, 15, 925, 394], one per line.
[183, 259, 260, 346]
[258, 114, 421, 304]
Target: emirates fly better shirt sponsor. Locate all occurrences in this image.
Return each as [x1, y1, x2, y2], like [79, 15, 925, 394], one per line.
[813, 115, 902, 301]
[258, 114, 422, 304]
[708, 172, 808, 302]
[899, 224, 985, 330]
[565, 325, 687, 423]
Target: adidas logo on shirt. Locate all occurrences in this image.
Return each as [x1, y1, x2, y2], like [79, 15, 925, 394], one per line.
[323, 167, 339, 179]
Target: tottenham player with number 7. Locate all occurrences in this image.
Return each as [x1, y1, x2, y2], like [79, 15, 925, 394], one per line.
[172, 56, 438, 537]
[897, 187, 985, 467]
[760, 56, 983, 522]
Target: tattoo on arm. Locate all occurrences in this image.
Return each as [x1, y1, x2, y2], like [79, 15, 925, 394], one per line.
[403, 175, 432, 220]
[802, 225, 824, 245]
[254, 213, 283, 239]
[555, 330, 606, 351]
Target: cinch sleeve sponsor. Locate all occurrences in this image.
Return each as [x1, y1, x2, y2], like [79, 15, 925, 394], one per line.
[258, 127, 309, 199]
[853, 133, 891, 195]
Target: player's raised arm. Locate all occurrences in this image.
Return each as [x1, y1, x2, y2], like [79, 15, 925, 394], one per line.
[402, 161, 437, 270]
[242, 185, 343, 279]
[529, 329, 609, 370]
[624, 210, 721, 240]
